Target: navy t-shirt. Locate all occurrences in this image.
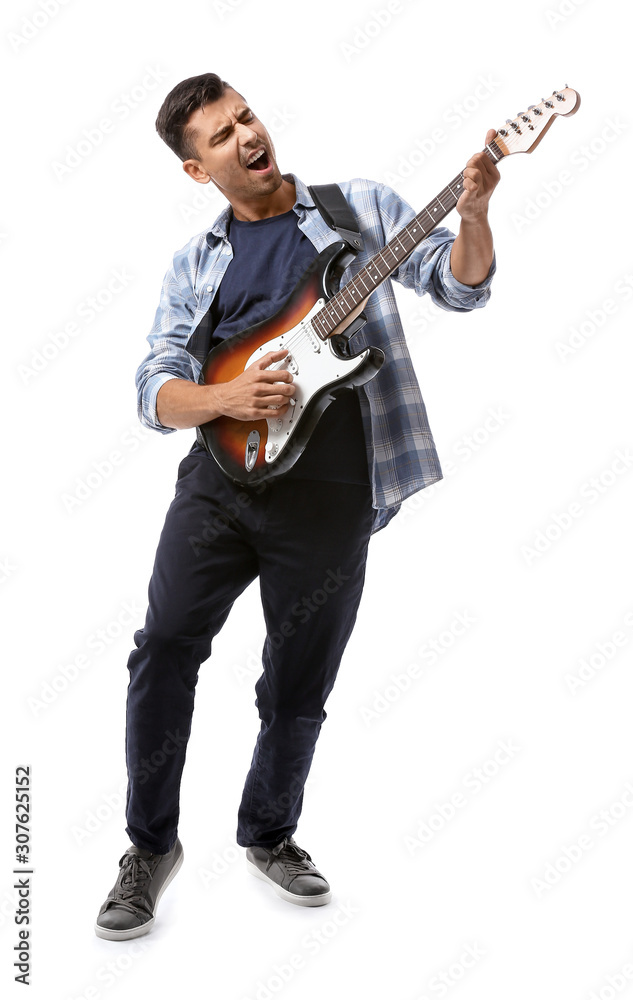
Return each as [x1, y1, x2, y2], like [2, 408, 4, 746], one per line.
[209, 208, 369, 484]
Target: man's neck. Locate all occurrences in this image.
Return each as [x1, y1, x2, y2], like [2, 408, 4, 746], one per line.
[231, 178, 296, 222]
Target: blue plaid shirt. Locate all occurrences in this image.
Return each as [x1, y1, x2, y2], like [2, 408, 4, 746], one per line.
[136, 172, 496, 532]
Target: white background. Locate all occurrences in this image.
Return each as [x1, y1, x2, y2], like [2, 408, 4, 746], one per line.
[3, 0, 632, 997]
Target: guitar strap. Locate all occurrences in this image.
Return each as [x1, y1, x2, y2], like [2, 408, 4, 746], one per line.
[308, 184, 363, 255]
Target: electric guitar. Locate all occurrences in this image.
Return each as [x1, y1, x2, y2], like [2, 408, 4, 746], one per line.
[198, 86, 580, 485]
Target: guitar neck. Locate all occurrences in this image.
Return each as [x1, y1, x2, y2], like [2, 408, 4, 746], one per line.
[311, 142, 504, 341]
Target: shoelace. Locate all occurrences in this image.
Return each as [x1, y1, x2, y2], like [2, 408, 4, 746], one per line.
[266, 838, 320, 878]
[108, 851, 155, 916]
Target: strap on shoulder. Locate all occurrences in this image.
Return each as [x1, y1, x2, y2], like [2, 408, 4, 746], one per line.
[307, 183, 363, 254]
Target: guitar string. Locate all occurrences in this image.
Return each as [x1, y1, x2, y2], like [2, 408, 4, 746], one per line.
[256, 120, 532, 377]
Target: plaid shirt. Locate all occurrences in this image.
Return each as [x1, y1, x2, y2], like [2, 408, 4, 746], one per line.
[136, 172, 496, 532]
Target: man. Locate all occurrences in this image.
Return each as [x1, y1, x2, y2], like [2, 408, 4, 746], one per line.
[95, 73, 499, 940]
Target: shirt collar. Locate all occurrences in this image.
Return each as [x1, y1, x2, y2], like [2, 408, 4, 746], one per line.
[205, 172, 313, 246]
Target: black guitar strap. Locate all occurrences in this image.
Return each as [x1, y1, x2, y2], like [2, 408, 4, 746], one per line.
[308, 184, 363, 255]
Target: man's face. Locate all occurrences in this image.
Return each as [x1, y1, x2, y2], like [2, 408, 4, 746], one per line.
[182, 88, 283, 208]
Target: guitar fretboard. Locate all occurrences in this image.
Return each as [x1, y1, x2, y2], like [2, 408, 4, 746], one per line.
[310, 141, 503, 340]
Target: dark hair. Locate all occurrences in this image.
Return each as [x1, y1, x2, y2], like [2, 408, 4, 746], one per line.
[155, 73, 243, 161]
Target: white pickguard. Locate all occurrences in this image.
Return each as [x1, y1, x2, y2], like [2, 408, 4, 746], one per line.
[244, 298, 369, 465]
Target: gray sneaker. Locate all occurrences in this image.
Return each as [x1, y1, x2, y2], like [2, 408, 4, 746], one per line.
[246, 836, 331, 906]
[95, 839, 184, 940]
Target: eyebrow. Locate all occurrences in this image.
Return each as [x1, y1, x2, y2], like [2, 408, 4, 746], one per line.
[208, 107, 253, 145]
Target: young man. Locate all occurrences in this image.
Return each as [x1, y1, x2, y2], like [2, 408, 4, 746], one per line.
[95, 73, 499, 940]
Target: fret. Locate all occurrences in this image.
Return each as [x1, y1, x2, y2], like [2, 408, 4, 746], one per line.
[328, 297, 344, 321]
[446, 178, 463, 201]
[339, 288, 355, 311]
[311, 312, 326, 339]
[385, 244, 400, 264]
[376, 249, 393, 272]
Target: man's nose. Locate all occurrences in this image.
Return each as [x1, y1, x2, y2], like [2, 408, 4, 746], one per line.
[235, 122, 259, 143]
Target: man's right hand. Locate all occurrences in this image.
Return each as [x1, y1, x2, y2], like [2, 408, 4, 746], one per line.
[213, 349, 295, 420]
[155, 349, 295, 430]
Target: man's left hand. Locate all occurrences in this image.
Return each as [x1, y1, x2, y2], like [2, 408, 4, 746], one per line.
[456, 129, 501, 223]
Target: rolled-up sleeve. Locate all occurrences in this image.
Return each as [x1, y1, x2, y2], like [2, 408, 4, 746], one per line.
[376, 182, 496, 312]
[135, 260, 202, 433]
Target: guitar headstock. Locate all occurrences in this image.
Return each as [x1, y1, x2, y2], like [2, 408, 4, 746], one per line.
[491, 87, 581, 158]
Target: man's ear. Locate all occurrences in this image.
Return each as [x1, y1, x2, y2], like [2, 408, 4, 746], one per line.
[183, 160, 211, 184]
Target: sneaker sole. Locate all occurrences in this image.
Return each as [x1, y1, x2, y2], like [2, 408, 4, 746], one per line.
[246, 859, 332, 906]
[94, 848, 184, 941]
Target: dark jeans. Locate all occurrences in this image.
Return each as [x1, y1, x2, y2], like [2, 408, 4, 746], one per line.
[124, 442, 374, 855]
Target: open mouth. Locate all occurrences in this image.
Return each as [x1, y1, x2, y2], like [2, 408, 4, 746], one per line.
[246, 148, 271, 172]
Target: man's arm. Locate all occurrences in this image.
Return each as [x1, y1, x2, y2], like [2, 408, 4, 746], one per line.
[156, 349, 295, 429]
[449, 128, 500, 287]
[138, 252, 296, 432]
